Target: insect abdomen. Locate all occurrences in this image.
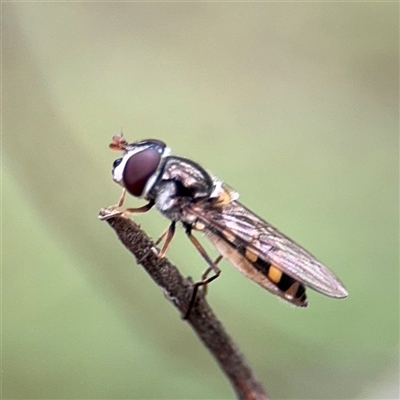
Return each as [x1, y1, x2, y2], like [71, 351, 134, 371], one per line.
[205, 228, 307, 307]
[241, 247, 308, 307]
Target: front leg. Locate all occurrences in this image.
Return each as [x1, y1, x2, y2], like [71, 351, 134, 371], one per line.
[99, 189, 154, 220]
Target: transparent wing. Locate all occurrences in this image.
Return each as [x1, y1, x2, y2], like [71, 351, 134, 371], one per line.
[188, 199, 348, 298]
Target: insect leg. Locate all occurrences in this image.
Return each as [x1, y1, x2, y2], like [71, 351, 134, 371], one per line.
[99, 189, 127, 220]
[153, 227, 169, 247]
[158, 222, 176, 258]
[201, 255, 223, 281]
[184, 226, 221, 319]
[100, 190, 154, 220]
[137, 222, 175, 263]
[201, 255, 223, 296]
[123, 201, 154, 216]
[213, 254, 223, 268]
[116, 188, 127, 208]
[105, 188, 127, 211]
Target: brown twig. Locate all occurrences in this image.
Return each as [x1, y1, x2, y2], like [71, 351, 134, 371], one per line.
[99, 209, 269, 400]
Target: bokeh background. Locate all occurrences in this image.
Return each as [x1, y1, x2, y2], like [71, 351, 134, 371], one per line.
[3, 3, 398, 399]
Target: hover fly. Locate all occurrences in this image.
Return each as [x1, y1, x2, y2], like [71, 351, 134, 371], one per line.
[102, 135, 347, 317]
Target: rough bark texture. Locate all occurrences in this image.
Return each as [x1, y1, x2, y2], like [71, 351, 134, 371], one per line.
[99, 209, 268, 400]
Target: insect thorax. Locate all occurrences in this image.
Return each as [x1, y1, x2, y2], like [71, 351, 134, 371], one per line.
[147, 155, 215, 223]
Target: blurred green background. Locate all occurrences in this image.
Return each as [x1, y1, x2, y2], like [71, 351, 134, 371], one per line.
[3, 3, 398, 399]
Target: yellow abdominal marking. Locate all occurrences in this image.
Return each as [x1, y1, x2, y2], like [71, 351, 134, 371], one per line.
[245, 248, 258, 263]
[268, 266, 282, 283]
[222, 229, 236, 244]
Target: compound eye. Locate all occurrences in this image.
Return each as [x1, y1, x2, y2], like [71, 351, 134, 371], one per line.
[123, 148, 161, 197]
[112, 157, 123, 173]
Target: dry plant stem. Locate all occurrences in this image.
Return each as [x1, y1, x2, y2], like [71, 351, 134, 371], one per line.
[99, 209, 269, 400]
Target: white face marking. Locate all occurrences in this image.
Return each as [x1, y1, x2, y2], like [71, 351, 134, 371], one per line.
[112, 152, 132, 185]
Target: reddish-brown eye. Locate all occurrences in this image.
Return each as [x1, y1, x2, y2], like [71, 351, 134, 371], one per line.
[123, 148, 161, 197]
